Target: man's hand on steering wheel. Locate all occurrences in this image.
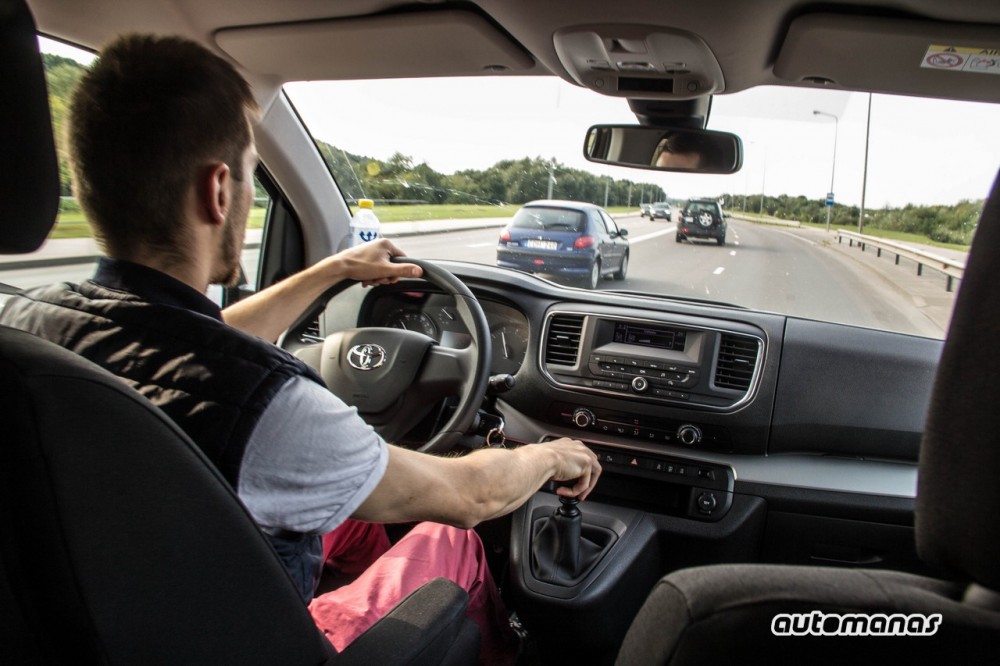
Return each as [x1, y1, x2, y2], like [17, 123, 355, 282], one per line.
[318, 238, 423, 287]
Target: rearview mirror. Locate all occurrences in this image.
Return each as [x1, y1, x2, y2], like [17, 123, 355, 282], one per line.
[584, 125, 743, 174]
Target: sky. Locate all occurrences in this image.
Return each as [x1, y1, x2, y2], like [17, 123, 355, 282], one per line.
[286, 77, 1000, 209]
[42, 36, 1000, 209]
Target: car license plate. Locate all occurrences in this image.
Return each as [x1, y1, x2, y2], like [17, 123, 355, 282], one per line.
[525, 239, 557, 249]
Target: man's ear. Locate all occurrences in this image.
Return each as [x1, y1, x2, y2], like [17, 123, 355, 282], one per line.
[200, 161, 231, 226]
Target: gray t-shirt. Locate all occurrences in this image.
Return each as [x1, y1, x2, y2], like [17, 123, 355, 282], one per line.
[237, 375, 388, 534]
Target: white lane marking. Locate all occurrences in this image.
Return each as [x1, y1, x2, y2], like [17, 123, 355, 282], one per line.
[627, 225, 677, 244]
[467, 242, 496, 248]
[729, 250, 736, 256]
[735, 241, 740, 246]
[713, 267, 725, 275]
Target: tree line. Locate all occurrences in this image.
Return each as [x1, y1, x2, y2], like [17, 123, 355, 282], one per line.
[317, 143, 666, 208]
[719, 193, 981, 246]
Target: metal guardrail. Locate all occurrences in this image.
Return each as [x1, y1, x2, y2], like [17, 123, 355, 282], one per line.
[728, 213, 800, 228]
[837, 231, 965, 292]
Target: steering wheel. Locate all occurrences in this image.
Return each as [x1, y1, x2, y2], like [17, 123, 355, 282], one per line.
[288, 257, 491, 454]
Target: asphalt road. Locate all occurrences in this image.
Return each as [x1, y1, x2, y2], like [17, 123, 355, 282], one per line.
[1, 214, 951, 338]
[393, 215, 950, 338]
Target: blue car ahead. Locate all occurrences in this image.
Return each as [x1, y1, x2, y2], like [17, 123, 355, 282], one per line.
[496, 200, 629, 289]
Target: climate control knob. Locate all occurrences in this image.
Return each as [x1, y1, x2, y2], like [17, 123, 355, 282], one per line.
[677, 424, 703, 446]
[572, 408, 596, 429]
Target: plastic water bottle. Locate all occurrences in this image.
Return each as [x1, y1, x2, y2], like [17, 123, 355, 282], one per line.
[349, 198, 381, 247]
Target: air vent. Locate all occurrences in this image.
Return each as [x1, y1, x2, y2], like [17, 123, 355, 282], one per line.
[300, 316, 324, 344]
[714, 334, 759, 391]
[545, 315, 585, 366]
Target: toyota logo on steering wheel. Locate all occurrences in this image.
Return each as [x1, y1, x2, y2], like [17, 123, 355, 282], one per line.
[347, 344, 387, 371]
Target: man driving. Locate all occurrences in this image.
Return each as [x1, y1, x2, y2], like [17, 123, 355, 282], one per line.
[0, 34, 601, 664]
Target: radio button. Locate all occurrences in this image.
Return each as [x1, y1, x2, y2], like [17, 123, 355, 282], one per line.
[572, 408, 596, 428]
[677, 425, 703, 445]
[631, 376, 650, 393]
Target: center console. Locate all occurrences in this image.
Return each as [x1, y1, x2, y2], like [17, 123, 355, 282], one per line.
[541, 310, 765, 411]
[502, 306, 772, 663]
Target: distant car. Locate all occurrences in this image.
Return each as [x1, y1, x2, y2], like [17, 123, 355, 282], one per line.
[677, 199, 727, 245]
[638, 203, 652, 218]
[649, 202, 672, 221]
[497, 200, 629, 289]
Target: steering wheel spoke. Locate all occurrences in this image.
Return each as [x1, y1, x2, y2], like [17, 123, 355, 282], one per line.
[291, 258, 491, 453]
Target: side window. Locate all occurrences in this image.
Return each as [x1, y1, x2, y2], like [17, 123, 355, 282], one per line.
[242, 176, 272, 290]
[600, 210, 620, 236]
[0, 39, 99, 294]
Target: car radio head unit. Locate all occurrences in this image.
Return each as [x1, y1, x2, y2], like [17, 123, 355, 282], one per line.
[542, 309, 764, 411]
[612, 321, 687, 351]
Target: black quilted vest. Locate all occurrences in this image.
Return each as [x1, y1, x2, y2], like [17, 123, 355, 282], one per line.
[0, 259, 327, 602]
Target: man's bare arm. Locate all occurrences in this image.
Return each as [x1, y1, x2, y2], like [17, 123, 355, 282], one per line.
[352, 438, 602, 528]
[222, 239, 422, 342]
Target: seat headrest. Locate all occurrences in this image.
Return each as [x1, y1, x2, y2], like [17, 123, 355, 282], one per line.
[0, 0, 60, 254]
[917, 167, 1000, 592]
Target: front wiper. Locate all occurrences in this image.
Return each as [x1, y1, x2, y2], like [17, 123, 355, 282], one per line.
[600, 288, 746, 310]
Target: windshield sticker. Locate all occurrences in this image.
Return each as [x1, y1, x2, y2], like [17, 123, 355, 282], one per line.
[921, 45, 1000, 75]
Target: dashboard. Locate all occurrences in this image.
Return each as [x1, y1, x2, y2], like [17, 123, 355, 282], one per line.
[290, 261, 937, 510]
[358, 287, 531, 376]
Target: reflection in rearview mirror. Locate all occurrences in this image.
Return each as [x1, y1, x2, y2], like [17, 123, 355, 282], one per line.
[584, 125, 743, 174]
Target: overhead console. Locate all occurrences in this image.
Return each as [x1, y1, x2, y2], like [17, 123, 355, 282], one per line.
[541, 309, 764, 411]
[553, 23, 726, 99]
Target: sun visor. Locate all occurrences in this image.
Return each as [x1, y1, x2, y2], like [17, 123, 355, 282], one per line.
[774, 13, 1000, 103]
[215, 9, 535, 82]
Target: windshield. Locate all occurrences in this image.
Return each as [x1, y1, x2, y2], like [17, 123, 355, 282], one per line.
[511, 207, 587, 232]
[685, 202, 717, 214]
[285, 77, 1000, 339]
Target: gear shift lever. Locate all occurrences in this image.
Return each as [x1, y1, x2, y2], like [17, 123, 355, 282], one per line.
[530, 495, 612, 586]
[551, 496, 583, 572]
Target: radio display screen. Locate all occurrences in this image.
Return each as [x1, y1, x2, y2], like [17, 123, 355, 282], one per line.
[613, 322, 687, 351]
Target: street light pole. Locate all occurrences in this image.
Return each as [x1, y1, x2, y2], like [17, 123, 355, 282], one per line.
[813, 110, 839, 231]
[758, 146, 768, 215]
[859, 93, 872, 234]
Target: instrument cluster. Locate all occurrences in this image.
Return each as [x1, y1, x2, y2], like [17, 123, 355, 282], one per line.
[364, 289, 531, 376]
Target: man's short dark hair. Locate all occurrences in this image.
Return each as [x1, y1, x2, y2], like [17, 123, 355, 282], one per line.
[69, 34, 258, 259]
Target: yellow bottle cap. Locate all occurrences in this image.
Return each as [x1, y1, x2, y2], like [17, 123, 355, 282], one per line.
[358, 198, 374, 209]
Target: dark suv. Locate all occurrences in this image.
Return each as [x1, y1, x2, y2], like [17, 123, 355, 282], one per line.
[677, 199, 727, 245]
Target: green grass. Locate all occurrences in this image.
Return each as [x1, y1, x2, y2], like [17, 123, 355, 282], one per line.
[799, 221, 970, 252]
[49, 203, 638, 239]
[735, 212, 969, 252]
[52, 207, 269, 239]
[371, 204, 517, 222]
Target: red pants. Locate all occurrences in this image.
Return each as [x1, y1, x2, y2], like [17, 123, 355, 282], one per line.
[308, 520, 518, 665]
